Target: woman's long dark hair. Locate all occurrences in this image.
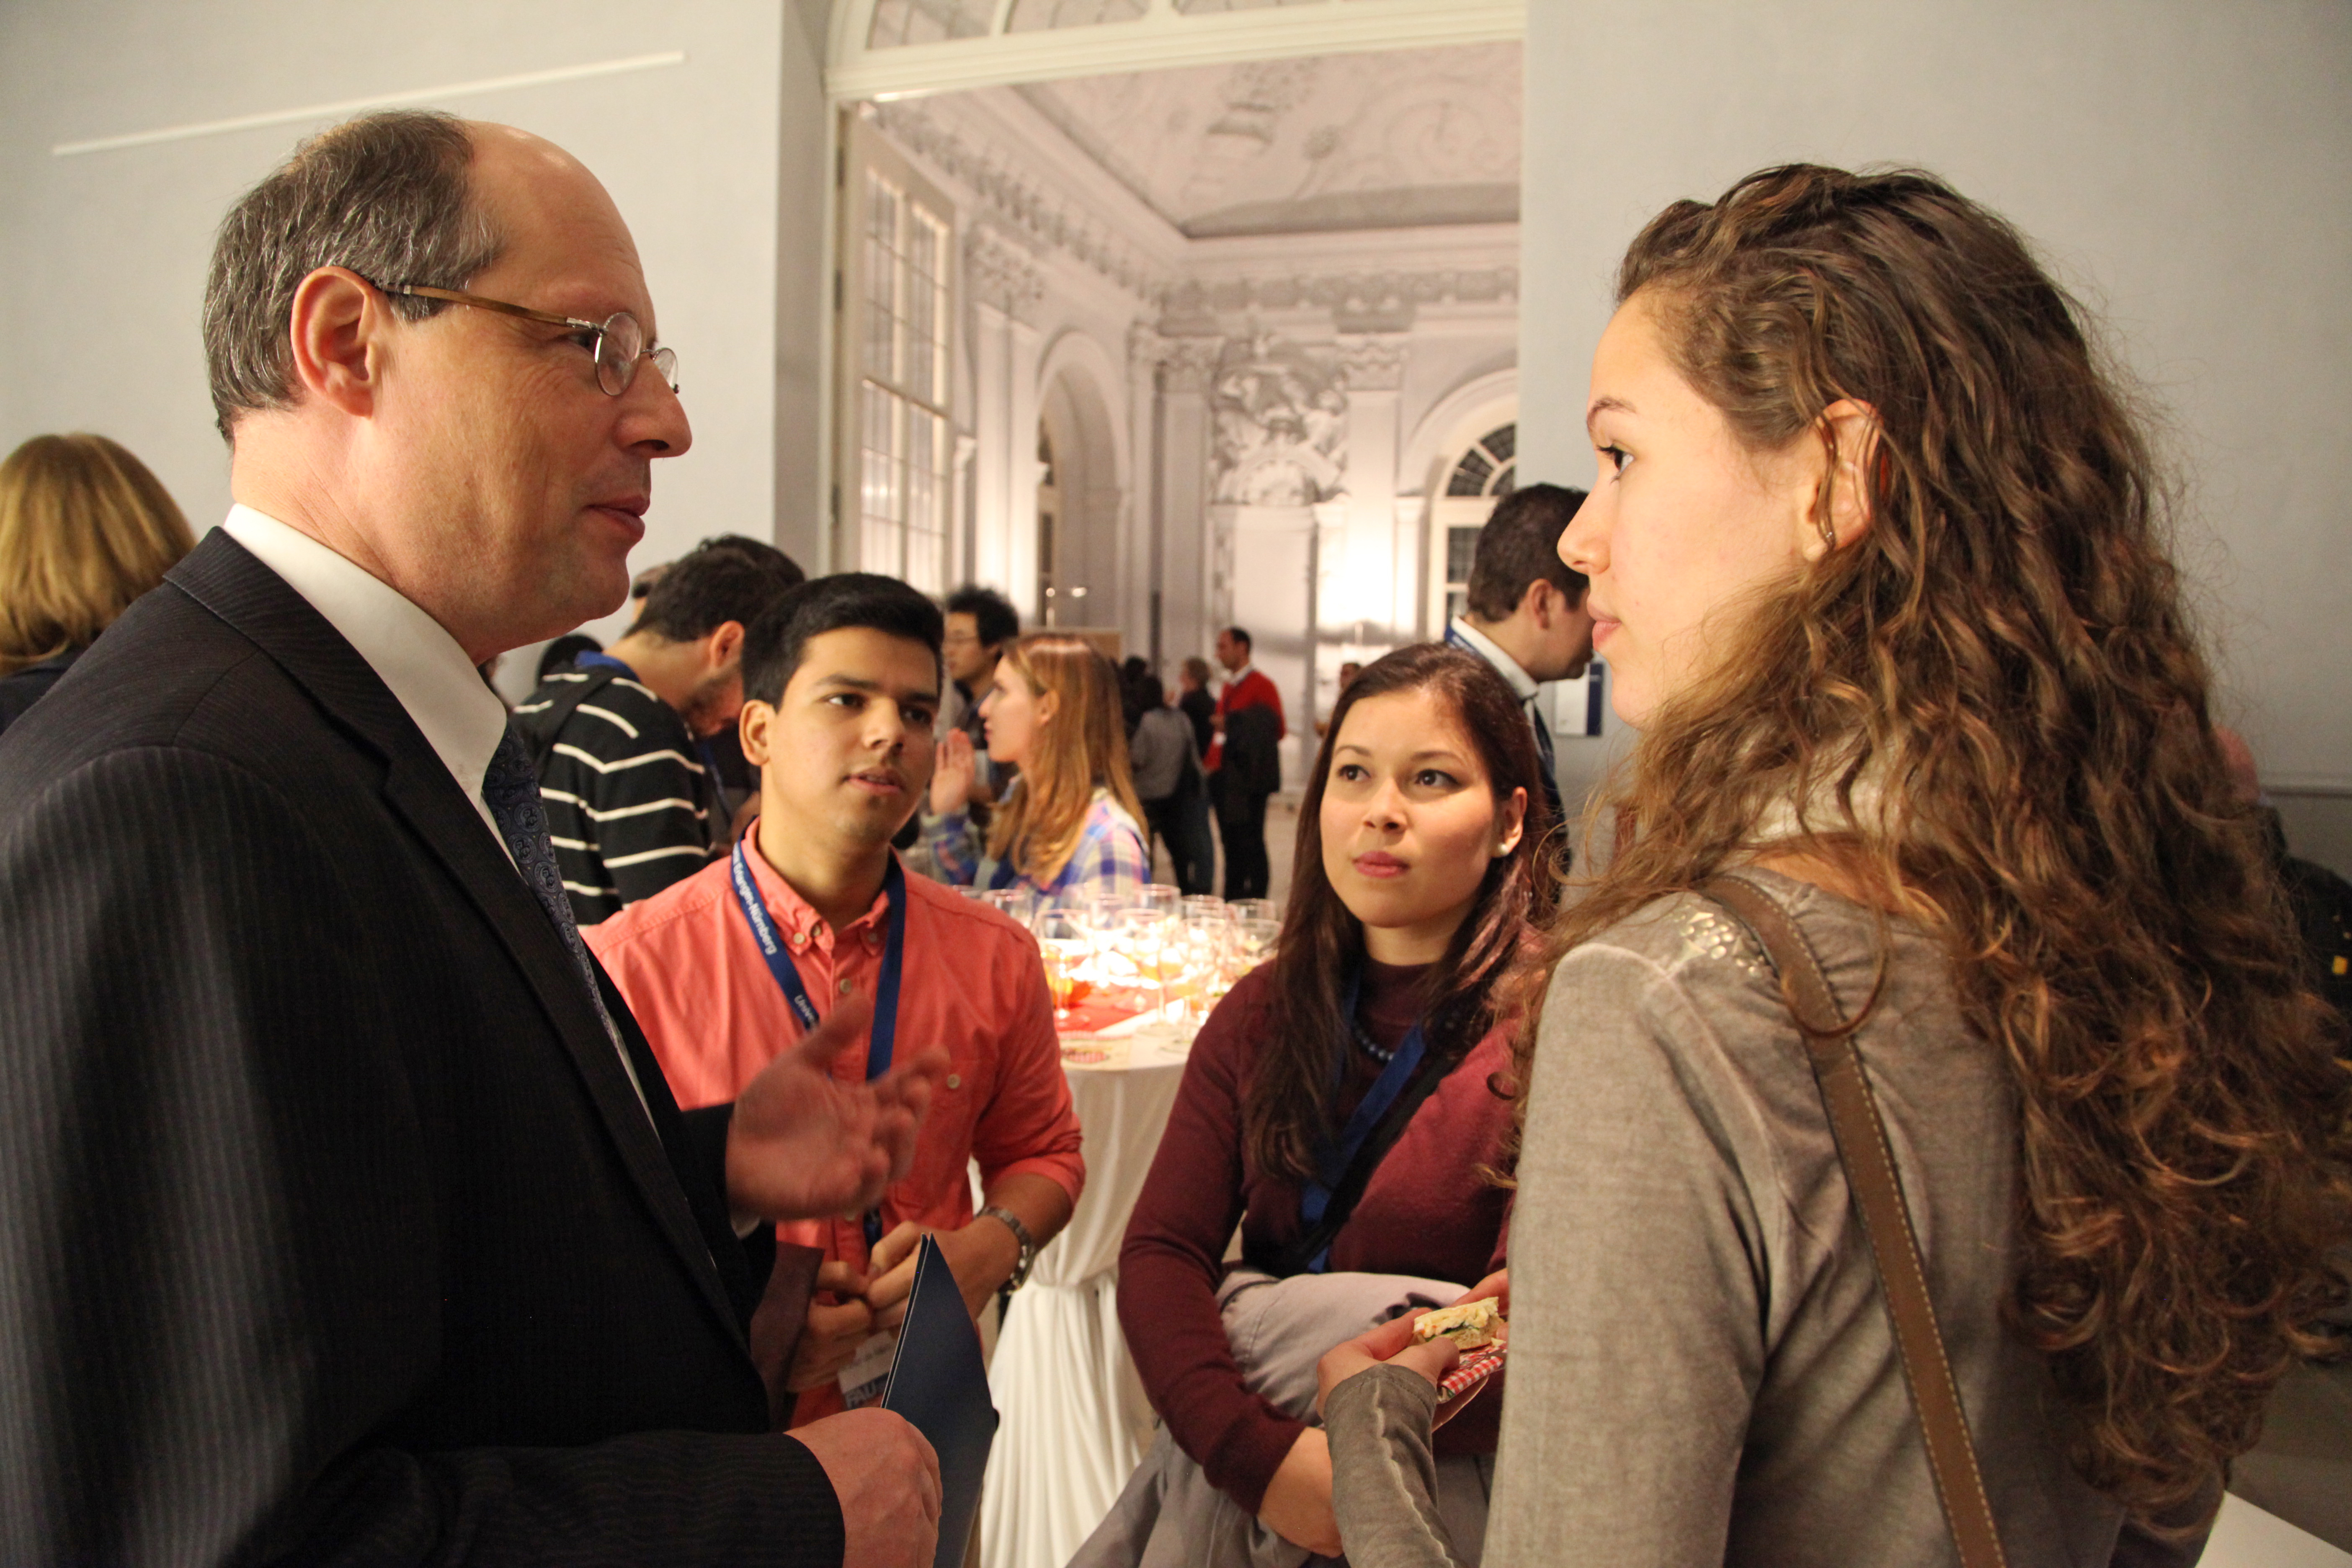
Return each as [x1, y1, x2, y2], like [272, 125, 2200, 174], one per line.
[1242, 643, 1554, 1184]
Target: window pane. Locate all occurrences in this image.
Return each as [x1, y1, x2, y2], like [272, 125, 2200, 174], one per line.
[867, 0, 993, 47]
[861, 384, 903, 577]
[1447, 447, 1494, 497]
[864, 176, 902, 382]
[905, 411, 945, 593]
[1481, 423, 1516, 464]
[1006, 0, 1149, 28]
[1446, 525, 1481, 586]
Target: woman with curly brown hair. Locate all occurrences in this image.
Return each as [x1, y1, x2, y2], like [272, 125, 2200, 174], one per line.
[1317, 164, 2351, 1566]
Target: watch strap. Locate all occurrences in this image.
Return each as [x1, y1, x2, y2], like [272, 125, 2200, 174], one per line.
[979, 1204, 1037, 1289]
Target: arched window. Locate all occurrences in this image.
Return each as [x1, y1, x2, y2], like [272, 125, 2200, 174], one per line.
[1443, 423, 1515, 498]
[1435, 421, 1514, 625]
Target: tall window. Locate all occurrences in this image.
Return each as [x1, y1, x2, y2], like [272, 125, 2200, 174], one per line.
[841, 120, 954, 593]
[1431, 421, 1516, 627]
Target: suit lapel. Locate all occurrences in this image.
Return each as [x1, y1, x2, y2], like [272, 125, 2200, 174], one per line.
[168, 534, 749, 1348]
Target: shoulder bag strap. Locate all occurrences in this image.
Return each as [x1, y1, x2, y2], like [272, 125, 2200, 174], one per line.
[1700, 873, 2011, 1568]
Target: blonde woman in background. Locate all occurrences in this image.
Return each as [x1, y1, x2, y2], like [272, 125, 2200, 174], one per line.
[0, 434, 195, 737]
[926, 632, 1150, 904]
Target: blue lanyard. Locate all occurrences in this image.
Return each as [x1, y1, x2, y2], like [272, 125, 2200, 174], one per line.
[729, 839, 908, 1245]
[1298, 971, 1428, 1274]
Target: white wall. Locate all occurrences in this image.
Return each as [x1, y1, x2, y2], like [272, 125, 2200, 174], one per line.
[0, 0, 828, 658]
[1520, 0, 2352, 871]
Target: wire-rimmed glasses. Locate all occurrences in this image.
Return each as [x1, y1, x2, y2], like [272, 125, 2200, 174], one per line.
[375, 281, 679, 397]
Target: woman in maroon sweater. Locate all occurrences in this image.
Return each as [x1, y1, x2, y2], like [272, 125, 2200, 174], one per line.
[1119, 643, 1552, 1557]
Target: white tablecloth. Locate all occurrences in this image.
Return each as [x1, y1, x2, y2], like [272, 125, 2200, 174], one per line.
[979, 1024, 1192, 1568]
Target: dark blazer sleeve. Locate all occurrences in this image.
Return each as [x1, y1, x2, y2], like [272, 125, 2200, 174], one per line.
[0, 746, 841, 1568]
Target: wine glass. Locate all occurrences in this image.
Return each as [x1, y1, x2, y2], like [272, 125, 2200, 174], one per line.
[1117, 905, 1178, 1016]
[1232, 916, 1280, 980]
[1034, 908, 1089, 1023]
[985, 887, 1039, 929]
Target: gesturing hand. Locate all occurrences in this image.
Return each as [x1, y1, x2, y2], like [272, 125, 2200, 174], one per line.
[930, 728, 978, 818]
[727, 997, 949, 1222]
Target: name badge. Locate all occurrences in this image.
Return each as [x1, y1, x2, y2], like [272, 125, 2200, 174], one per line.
[837, 1328, 898, 1409]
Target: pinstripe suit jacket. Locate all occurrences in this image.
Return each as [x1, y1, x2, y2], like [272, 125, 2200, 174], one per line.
[0, 533, 840, 1565]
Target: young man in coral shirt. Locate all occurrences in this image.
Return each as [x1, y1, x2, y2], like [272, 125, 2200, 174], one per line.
[590, 574, 1084, 1425]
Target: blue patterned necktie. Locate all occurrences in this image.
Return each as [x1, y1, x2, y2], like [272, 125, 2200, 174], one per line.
[480, 724, 646, 1109]
[1528, 696, 1563, 823]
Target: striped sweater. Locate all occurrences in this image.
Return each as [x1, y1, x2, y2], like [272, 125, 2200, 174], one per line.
[513, 662, 721, 926]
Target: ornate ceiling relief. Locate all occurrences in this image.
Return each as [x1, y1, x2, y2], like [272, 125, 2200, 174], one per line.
[1158, 265, 1516, 336]
[1333, 335, 1407, 393]
[965, 227, 1049, 321]
[1210, 333, 1348, 508]
[1015, 43, 1520, 239]
[874, 101, 1170, 308]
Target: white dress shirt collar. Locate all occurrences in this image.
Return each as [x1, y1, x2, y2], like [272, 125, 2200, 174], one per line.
[1448, 617, 1540, 705]
[222, 504, 511, 854]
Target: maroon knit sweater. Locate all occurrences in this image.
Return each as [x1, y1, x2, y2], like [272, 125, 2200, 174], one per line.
[1118, 959, 1515, 1514]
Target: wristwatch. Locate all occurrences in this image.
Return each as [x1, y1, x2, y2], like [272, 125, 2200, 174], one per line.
[978, 1204, 1038, 1291]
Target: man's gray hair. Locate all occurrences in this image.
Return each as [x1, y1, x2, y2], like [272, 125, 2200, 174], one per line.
[202, 109, 502, 441]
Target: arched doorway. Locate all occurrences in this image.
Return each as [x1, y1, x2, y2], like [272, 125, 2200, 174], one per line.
[1034, 358, 1123, 632]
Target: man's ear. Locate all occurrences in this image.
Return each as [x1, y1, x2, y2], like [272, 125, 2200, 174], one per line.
[286, 266, 387, 419]
[1518, 578, 1555, 628]
[705, 620, 746, 672]
[1805, 398, 1881, 560]
[1493, 786, 1528, 858]
[738, 699, 775, 766]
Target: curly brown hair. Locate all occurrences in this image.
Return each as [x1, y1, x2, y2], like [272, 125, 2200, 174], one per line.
[1527, 164, 2351, 1528]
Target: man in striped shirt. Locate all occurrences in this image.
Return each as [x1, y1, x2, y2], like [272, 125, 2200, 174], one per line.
[516, 535, 802, 923]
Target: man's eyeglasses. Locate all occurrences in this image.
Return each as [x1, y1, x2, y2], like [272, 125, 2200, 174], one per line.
[373, 281, 679, 397]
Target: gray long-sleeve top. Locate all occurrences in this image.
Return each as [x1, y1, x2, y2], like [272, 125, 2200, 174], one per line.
[1128, 705, 1198, 803]
[1331, 870, 2195, 1567]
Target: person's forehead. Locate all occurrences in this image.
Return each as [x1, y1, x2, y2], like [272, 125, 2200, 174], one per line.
[465, 126, 653, 323]
[790, 625, 939, 695]
[1337, 690, 1474, 753]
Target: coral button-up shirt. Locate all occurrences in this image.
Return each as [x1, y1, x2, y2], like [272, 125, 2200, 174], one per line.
[585, 840, 1087, 1276]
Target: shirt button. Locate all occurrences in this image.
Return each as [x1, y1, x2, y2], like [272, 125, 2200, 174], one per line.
[946, 1073, 962, 1090]
[838, 978, 854, 995]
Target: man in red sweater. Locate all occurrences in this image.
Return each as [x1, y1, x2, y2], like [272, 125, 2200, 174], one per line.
[1207, 625, 1285, 900]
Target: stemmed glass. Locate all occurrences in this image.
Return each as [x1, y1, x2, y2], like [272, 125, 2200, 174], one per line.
[1117, 904, 1179, 1017]
[1034, 908, 1089, 1023]
[1232, 916, 1280, 980]
[985, 887, 1040, 928]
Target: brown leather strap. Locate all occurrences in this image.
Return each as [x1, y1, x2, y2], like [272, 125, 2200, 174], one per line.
[1702, 874, 2011, 1568]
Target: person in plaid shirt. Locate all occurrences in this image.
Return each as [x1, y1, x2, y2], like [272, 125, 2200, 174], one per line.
[926, 633, 1149, 905]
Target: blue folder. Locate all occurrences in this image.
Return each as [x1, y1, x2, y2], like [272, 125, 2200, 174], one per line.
[880, 1235, 1001, 1568]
